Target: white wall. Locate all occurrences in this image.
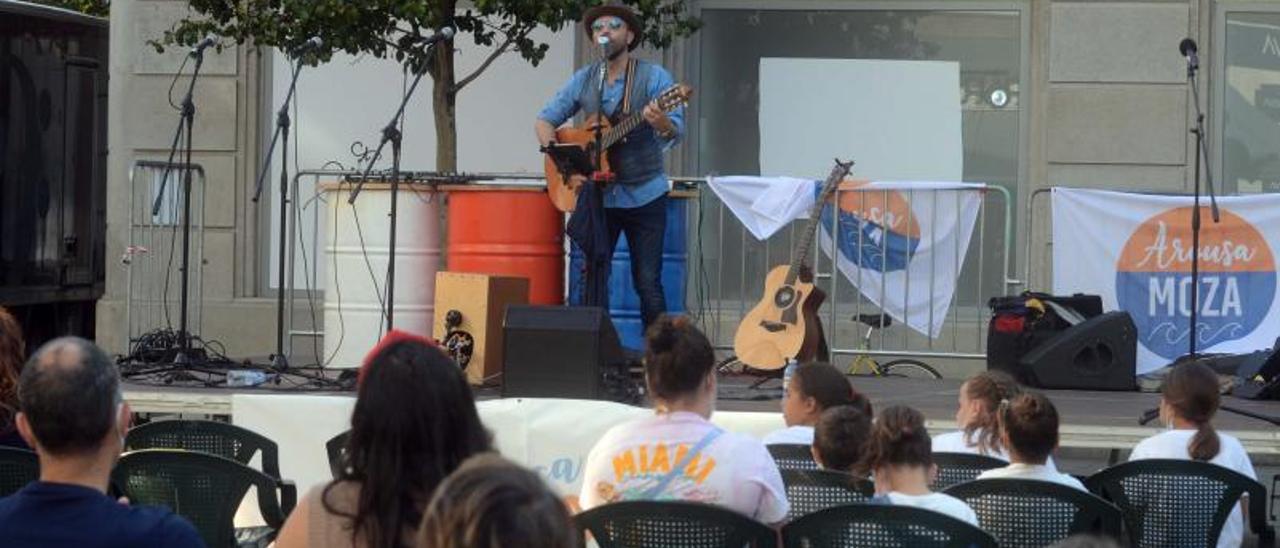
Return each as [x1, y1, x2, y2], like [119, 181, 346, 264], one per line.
[265, 27, 575, 290]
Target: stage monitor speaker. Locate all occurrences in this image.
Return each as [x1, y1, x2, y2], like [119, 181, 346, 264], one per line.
[502, 305, 629, 400]
[1018, 311, 1137, 391]
[433, 272, 529, 386]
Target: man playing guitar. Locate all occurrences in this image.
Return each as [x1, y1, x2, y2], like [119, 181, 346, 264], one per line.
[534, 2, 684, 333]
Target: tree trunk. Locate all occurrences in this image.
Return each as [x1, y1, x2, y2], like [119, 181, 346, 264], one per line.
[432, 34, 457, 173]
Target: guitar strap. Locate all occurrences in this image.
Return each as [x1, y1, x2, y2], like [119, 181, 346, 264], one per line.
[617, 58, 638, 120]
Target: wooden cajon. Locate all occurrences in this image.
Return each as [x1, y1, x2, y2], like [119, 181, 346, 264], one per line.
[433, 272, 529, 385]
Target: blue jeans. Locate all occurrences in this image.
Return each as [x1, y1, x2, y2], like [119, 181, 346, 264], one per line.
[606, 195, 667, 331]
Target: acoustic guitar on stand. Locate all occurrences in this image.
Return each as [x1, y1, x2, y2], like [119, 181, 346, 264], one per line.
[542, 83, 693, 212]
[733, 159, 855, 370]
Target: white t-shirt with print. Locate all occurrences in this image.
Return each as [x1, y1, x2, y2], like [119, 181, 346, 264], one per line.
[1129, 429, 1257, 548]
[976, 462, 1086, 491]
[885, 492, 979, 526]
[579, 411, 790, 524]
[763, 425, 814, 445]
[931, 429, 1060, 471]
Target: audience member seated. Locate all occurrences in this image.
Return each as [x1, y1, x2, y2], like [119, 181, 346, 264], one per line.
[811, 405, 872, 477]
[275, 331, 492, 548]
[1047, 533, 1124, 548]
[0, 337, 203, 547]
[0, 307, 29, 450]
[933, 370, 1061, 471]
[579, 315, 789, 525]
[864, 405, 978, 525]
[976, 391, 1084, 490]
[417, 454, 578, 548]
[764, 362, 868, 445]
[1128, 362, 1256, 548]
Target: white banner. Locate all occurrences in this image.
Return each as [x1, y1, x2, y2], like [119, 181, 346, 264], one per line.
[707, 177, 984, 338]
[231, 395, 783, 508]
[818, 181, 984, 338]
[1052, 188, 1280, 374]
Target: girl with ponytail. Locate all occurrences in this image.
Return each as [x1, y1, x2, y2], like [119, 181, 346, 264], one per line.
[578, 315, 789, 525]
[764, 362, 870, 445]
[862, 405, 978, 525]
[1129, 362, 1257, 548]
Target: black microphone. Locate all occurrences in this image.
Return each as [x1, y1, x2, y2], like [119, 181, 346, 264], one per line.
[190, 35, 219, 57]
[294, 36, 324, 54]
[1179, 38, 1199, 70]
[421, 26, 455, 46]
[1139, 407, 1160, 426]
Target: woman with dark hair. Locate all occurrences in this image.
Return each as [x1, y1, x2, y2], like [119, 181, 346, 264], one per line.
[1129, 362, 1256, 548]
[416, 454, 579, 548]
[863, 405, 978, 525]
[0, 307, 28, 449]
[763, 362, 869, 445]
[276, 331, 492, 548]
[977, 392, 1084, 490]
[578, 315, 789, 525]
[811, 405, 872, 477]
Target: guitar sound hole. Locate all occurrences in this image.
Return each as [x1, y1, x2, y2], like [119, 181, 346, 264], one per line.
[774, 287, 795, 308]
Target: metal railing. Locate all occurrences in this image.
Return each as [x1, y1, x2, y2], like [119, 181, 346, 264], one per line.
[281, 169, 1016, 365]
[125, 160, 206, 347]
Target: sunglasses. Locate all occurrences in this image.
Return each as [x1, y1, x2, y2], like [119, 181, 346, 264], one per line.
[591, 17, 625, 32]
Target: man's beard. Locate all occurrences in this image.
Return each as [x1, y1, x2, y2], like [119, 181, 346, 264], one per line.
[605, 41, 626, 61]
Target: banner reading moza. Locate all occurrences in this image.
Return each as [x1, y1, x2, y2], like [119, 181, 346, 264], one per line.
[1052, 188, 1280, 374]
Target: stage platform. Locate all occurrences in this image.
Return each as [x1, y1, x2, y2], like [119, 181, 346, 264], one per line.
[123, 374, 1280, 455]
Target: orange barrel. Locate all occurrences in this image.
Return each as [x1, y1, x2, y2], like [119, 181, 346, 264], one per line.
[445, 185, 564, 305]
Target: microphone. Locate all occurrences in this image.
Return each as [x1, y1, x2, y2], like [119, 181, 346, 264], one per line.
[422, 26, 455, 46]
[190, 35, 219, 57]
[295, 36, 324, 54]
[1139, 408, 1160, 426]
[1179, 38, 1199, 70]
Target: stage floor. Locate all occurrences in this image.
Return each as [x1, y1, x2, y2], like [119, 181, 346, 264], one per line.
[122, 373, 1280, 455]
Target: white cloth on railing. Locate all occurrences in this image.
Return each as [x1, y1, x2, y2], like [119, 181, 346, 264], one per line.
[707, 175, 815, 240]
[706, 177, 986, 338]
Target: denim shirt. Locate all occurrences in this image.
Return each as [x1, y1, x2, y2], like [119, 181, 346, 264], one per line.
[538, 60, 684, 209]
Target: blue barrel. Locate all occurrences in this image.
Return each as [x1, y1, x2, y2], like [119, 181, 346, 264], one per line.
[569, 192, 691, 350]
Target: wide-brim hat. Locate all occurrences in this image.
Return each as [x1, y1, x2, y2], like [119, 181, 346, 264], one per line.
[582, 3, 643, 51]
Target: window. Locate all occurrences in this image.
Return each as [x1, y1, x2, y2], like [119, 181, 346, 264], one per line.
[1222, 11, 1280, 194]
[690, 6, 1026, 342]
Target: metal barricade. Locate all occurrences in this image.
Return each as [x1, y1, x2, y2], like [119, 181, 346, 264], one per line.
[683, 177, 1016, 364]
[282, 170, 1014, 367]
[125, 160, 206, 347]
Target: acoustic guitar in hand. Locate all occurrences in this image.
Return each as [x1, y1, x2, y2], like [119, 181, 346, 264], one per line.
[542, 83, 693, 212]
[733, 159, 855, 370]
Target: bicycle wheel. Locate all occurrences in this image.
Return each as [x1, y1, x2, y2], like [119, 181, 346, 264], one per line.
[880, 358, 942, 379]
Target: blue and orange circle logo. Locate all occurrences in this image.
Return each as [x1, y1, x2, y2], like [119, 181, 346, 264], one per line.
[1115, 207, 1276, 360]
[818, 182, 921, 273]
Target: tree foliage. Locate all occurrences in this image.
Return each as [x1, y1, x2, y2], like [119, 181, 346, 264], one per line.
[31, 0, 109, 17]
[152, 0, 699, 90]
[152, 1, 699, 170]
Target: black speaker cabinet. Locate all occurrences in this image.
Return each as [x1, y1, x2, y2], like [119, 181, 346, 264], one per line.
[1018, 311, 1137, 391]
[502, 305, 627, 399]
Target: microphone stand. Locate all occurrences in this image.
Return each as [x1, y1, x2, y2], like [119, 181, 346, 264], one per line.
[1186, 52, 1220, 358]
[348, 44, 444, 331]
[251, 50, 307, 371]
[584, 41, 613, 308]
[152, 45, 210, 366]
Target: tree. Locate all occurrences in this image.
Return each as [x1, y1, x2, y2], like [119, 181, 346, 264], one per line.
[31, 0, 109, 16]
[153, 0, 700, 172]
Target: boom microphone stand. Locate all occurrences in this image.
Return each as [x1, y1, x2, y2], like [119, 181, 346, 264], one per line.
[252, 38, 320, 370]
[1181, 37, 1220, 358]
[348, 27, 454, 331]
[152, 36, 217, 365]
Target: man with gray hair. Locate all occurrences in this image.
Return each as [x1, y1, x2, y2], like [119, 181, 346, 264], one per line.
[0, 337, 202, 547]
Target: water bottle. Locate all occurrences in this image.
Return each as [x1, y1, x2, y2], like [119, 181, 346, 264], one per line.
[782, 359, 798, 392]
